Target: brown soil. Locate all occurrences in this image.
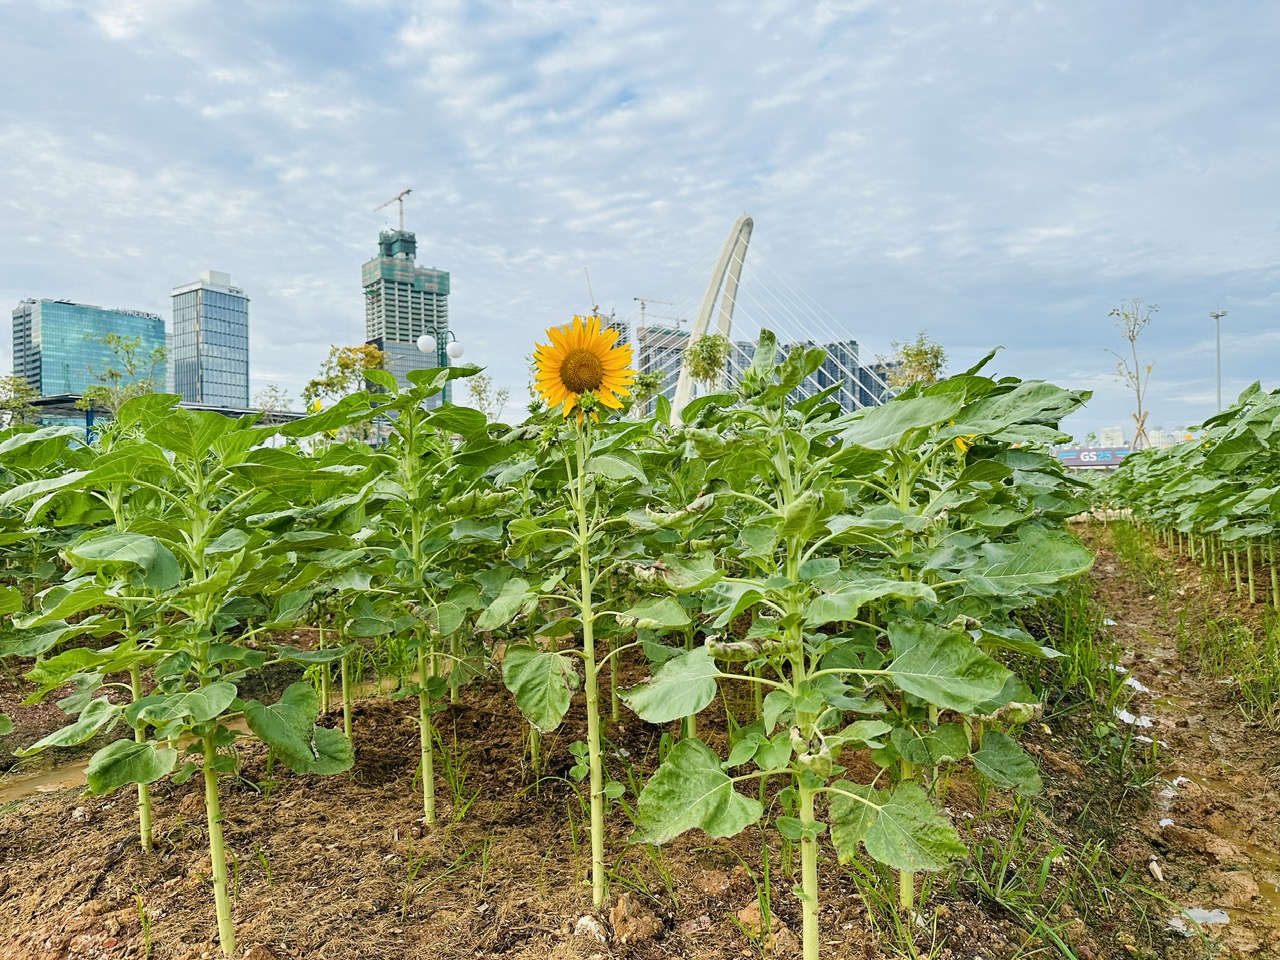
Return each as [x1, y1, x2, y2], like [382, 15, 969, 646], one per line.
[1, 528, 1277, 959]
[1080, 528, 1280, 959]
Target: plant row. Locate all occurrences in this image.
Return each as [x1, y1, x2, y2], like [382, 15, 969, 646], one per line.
[1106, 382, 1280, 608]
[0, 333, 1095, 960]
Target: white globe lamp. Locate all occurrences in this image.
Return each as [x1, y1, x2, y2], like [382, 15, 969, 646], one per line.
[416, 333, 437, 354]
[446, 340, 464, 359]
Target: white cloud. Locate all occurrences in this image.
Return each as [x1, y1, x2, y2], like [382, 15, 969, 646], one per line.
[0, 0, 1277, 435]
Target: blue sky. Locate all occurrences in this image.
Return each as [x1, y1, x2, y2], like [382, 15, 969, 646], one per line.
[2, 0, 1277, 438]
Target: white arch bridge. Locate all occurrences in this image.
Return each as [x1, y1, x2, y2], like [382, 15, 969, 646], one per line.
[620, 215, 893, 420]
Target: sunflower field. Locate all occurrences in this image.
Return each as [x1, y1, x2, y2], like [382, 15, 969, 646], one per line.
[0, 320, 1098, 960]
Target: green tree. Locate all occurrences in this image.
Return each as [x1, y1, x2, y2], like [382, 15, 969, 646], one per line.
[0, 375, 39, 428]
[1107, 299, 1157, 450]
[684, 333, 731, 388]
[75, 334, 167, 417]
[882, 331, 947, 390]
[629, 370, 665, 417]
[301, 344, 388, 407]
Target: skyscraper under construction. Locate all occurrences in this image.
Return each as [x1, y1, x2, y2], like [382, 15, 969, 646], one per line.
[361, 226, 452, 403]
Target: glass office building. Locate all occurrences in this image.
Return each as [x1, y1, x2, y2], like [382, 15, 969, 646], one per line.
[361, 230, 451, 404]
[11, 298, 166, 397]
[171, 270, 250, 407]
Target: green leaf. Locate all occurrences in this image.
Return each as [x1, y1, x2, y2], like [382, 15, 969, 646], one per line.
[15, 698, 119, 755]
[425, 403, 488, 436]
[85, 740, 178, 794]
[502, 645, 579, 733]
[0, 585, 21, 617]
[127, 682, 238, 727]
[634, 738, 763, 844]
[888, 623, 1015, 713]
[829, 781, 965, 872]
[65, 532, 181, 591]
[706, 580, 766, 628]
[962, 527, 1093, 596]
[890, 723, 970, 767]
[145, 408, 234, 459]
[621, 647, 718, 724]
[427, 601, 466, 637]
[0, 424, 81, 458]
[588, 451, 648, 483]
[115, 392, 182, 429]
[971, 730, 1043, 796]
[0, 471, 90, 512]
[0, 714, 13, 737]
[24, 581, 110, 626]
[838, 396, 963, 450]
[829, 719, 893, 750]
[762, 689, 793, 734]
[243, 682, 318, 771]
[616, 597, 691, 631]
[305, 726, 355, 775]
[475, 577, 532, 631]
[803, 578, 937, 627]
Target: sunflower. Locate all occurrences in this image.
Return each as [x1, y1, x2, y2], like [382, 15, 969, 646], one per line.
[534, 314, 636, 419]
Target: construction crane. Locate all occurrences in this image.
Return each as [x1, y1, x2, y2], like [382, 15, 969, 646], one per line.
[374, 188, 412, 231]
[633, 296, 676, 328]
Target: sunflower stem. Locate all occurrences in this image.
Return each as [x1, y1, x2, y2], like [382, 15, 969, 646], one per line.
[575, 421, 608, 908]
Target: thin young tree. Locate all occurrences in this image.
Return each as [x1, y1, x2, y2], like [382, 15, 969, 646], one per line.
[75, 334, 167, 417]
[1107, 299, 1157, 450]
[465, 371, 511, 422]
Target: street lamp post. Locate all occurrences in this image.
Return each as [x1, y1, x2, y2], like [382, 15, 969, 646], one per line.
[416, 329, 464, 404]
[1210, 310, 1228, 412]
[415, 330, 464, 361]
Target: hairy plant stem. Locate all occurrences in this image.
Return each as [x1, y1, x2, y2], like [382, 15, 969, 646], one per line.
[202, 730, 235, 956]
[682, 627, 697, 741]
[1270, 541, 1279, 609]
[341, 652, 353, 741]
[417, 641, 436, 824]
[797, 779, 820, 960]
[574, 423, 608, 907]
[529, 724, 541, 774]
[130, 664, 153, 854]
[450, 633, 460, 704]
[317, 617, 330, 716]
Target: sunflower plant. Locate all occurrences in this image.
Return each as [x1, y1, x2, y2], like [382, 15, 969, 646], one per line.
[486, 314, 682, 907]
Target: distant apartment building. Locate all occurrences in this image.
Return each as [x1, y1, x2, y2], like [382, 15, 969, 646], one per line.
[361, 228, 451, 403]
[634, 328, 886, 414]
[774, 339, 889, 410]
[1098, 427, 1126, 447]
[11, 298, 166, 397]
[171, 270, 250, 407]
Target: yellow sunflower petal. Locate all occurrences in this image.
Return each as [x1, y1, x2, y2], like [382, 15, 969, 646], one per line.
[534, 315, 636, 418]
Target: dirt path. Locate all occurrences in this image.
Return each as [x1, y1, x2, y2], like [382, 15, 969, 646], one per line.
[1086, 528, 1280, 958]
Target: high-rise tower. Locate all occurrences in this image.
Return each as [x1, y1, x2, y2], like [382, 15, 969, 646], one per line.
[11, 298, 166, 397]
[170, 270, 250, 407]
[361, 228, 451, 402]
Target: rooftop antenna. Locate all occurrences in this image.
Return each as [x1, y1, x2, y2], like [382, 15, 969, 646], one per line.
[374, 188, 413, 231]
